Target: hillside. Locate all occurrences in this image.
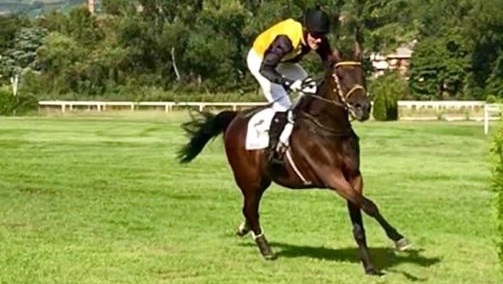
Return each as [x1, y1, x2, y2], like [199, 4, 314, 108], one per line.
[0, 0, 87, 16]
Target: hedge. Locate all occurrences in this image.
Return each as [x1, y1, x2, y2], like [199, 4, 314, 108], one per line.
[491, 122, 503, 267]
[0, 87, 38, 115]
[369, 72, 409, 121]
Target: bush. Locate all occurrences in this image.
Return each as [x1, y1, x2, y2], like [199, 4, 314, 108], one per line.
[0, 87, 38, 115]
[369, 72, 409, 121]
[487, 94, 498, 103]
[491, 122, 503, 266]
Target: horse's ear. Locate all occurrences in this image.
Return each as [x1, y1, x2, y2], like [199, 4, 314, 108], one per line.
[332, 48, 343, 63]
[353, 42, 363, 61]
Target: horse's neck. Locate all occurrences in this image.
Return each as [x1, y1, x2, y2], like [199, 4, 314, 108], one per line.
[299, 80, 350, 127]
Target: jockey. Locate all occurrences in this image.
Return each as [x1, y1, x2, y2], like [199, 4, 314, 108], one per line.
[246, 6, 333, 164]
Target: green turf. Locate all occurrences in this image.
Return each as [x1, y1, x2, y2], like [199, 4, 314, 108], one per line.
[0, 113, 500, 283]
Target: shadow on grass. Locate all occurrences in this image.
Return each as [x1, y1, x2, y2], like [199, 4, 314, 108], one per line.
[240, 241, 441, 281]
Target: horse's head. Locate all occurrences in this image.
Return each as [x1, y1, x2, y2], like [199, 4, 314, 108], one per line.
[325, 42, 371, 121]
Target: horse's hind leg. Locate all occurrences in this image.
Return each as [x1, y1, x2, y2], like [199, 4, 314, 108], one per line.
[224, 115, 275, 259]
[235, 178, 268, 237]
[236, 177, 275, 260]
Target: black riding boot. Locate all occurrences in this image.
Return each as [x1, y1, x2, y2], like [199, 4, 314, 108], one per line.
[267, 128, 284, 166]
[267, 111, 288, 166]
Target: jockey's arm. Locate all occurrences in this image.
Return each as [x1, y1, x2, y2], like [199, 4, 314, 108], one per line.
[259, 35, 294, 86]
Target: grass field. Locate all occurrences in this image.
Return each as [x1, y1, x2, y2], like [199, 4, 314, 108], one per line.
[0, 112, 500, 283]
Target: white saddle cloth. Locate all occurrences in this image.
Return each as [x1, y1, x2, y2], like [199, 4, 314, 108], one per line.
[245, 108, 276, 150]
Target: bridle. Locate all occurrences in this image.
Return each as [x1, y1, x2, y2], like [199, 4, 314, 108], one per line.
[310, 61, 366, 117]
[296, 61, 366, 136]
[332, 61, 365, 104]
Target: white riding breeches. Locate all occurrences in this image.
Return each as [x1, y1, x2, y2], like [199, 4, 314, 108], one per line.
[247, 49, 308, 112]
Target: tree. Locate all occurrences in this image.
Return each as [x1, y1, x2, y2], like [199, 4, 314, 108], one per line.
[407, 0, 474, 99]
[463, 0, 503, 99]
[102, 0, 137, 16]
[7, 27, 47, 68]
[0, 15, 32, 83]
[36, 32, 86, 94]
[408, 36, 469, 100]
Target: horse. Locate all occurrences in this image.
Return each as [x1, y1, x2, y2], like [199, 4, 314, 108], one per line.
[177, 42, 411, 275]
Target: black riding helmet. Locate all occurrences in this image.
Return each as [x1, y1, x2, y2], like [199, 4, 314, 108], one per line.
[303, 6, 330, 35]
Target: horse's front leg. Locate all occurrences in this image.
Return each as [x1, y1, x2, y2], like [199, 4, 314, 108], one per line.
[346, 175, 382, 275]
[348, 174, 411, 251]
[323, 170, 411, 255]
[347, 200, 381, 275]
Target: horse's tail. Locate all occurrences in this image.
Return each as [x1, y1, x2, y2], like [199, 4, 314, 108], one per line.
[178, 110, 238, 163]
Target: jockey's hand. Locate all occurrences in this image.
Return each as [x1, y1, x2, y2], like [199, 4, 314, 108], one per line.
[283, 77, 317, 94]
[287, 79, 303, 92]
[301, 77, 317, 94]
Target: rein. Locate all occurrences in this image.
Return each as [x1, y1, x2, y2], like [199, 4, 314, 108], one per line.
[295, 61, 365, 137]
[309, 61, 365, 111]
[298, 111, 354, 137]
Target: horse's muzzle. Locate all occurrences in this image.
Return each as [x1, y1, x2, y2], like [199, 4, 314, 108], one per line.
[352, 102, 372, 121]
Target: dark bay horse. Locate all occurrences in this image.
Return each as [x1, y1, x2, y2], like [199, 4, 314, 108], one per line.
[178, 43, 411, 275]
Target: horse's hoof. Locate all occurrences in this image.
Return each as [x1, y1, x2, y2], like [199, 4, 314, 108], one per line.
[395, 238, 413, 251]
[236, 229, 250, 237]
[263, 253, 277, 261]
[236, 222, 251, 237]
[365, 268, 384, 276]
[255, 234, 275, 260]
